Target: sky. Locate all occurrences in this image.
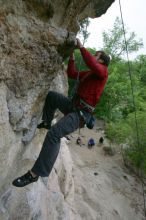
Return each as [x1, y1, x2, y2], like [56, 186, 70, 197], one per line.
[85, 0, 146, 59]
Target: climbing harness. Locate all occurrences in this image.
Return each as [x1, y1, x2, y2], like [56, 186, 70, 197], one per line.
[118, 0, 146, 217]
[80, 98, 95, 112]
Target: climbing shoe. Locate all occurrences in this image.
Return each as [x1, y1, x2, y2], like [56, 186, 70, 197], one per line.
[12, 171, 39, 187]
[37, 121, 50, 130]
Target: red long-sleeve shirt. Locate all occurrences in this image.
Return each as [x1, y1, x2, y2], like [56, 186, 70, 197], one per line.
[67, 47, 108, 107]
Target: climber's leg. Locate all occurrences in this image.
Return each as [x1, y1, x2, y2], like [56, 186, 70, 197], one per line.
[32, 111, 80, 177]
[12, 111, 80, 187]
[37, 91, 72, 129]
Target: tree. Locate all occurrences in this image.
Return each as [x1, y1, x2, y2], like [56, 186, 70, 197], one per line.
[99, 18, 146, 174]
[106, 111, 146, 173]
[94, 17, 144, 121]
[133, 55, 146, 87]
[102, 17, 143, 60]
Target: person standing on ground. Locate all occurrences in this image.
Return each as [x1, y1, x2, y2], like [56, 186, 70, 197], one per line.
[88, 138, 95, 149]
[12, 38, 110, 187]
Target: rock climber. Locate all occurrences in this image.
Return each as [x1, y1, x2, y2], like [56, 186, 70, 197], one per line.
[12, 38, 110, 187]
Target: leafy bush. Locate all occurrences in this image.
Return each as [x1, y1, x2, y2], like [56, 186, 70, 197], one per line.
[105, 111, 146, 173]
[105, 121, 132, 144]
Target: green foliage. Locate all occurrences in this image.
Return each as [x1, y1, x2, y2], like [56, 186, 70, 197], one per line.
[94, 17, 145, 122]
[105, 121, 132, 144]
[131, 55, 146, 102]
[102, 17, 143, 59]
[105, 111, 146, 172]
[106, 111, 146, 145]
[127, 111, 146, 144]
[95, 17, 146, 173]
[125, 149, 146, 172]
[94, 59, 136, 121]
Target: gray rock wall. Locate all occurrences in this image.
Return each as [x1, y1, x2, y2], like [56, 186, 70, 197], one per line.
[0, 0, 115, 219]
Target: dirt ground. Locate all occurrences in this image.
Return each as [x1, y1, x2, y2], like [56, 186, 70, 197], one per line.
[67, 122, 146, 220]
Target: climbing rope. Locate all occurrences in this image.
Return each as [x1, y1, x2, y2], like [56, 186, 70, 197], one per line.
[118, 0, 146, 217]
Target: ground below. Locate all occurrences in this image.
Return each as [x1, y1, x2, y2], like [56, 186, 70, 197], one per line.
[67, 123, 145, 220]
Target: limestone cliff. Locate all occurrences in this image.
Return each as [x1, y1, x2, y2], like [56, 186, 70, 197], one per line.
[0, 0, 115, 219]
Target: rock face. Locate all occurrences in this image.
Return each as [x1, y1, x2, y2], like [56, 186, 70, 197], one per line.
[0, 0, 115, 219]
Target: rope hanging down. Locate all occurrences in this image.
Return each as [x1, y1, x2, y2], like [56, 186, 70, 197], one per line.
[118, 0, 146, 217]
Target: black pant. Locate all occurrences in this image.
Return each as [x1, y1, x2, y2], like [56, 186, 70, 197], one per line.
[31, 91, 83, 177]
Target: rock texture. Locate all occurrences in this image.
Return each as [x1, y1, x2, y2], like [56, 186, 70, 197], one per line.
[0, 0, 118, 219]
